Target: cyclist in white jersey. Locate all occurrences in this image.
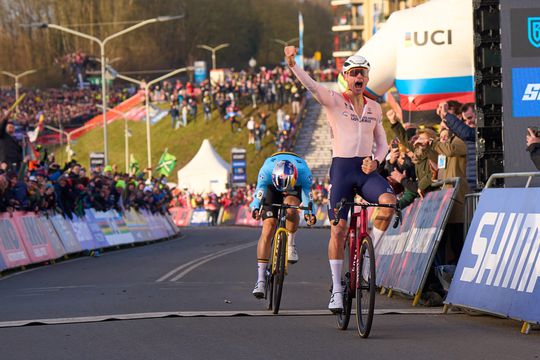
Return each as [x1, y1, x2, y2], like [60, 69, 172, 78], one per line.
[285, 46, 396, 313]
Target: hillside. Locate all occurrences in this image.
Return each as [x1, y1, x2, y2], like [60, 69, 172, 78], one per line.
[52, 104, 291, 184]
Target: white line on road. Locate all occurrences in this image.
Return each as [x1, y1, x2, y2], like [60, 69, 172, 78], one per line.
[0, 308, 449, 328]
[156, 241, 257, 282]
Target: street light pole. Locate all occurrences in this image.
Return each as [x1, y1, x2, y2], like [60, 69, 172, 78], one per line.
[272, 37, 299, 47]
[116, 66, 193, 178]
[1, 69, 37, 111]
[97, 105, 131, 173]
[31, 15, 183, 165]
[197, 43, 230, 70]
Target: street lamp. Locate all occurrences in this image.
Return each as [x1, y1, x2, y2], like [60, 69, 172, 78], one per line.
[115, 66, 193, 178]
[272, 37, 299, 47]
[45, 123, 96, 163]
[1, 69, 37, 111]
[197, 43, 230, 70]
[27, 15, 183, 165]
[97, 105, 131, 173]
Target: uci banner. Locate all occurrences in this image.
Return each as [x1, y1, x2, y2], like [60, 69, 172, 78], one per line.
[446, 188, 540, 324]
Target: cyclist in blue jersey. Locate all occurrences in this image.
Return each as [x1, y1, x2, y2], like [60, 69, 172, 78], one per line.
[249, 152, 316, 298]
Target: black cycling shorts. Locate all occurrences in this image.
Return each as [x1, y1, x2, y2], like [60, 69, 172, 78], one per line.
[328, 157, 394, 221]
[261, 185, 301, 220]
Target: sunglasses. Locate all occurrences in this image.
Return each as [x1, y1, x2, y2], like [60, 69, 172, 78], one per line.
[347, 68, 369, 77]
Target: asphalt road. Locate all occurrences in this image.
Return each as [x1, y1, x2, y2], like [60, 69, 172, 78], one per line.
[0, 227, 538, 359]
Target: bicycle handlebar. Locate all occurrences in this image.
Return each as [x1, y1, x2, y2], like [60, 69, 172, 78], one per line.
[332, 197, 401, 228]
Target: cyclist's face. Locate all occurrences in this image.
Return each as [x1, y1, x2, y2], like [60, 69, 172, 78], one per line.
[345, 67, 369, 96]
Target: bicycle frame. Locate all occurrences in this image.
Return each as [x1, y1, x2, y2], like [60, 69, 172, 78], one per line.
[347, 205, 369, 293]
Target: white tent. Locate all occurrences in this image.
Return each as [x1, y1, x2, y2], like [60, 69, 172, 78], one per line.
[177, 139, 231, 194]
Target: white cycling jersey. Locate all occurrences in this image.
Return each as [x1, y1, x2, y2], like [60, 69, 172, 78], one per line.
[290, 64, 388, 163]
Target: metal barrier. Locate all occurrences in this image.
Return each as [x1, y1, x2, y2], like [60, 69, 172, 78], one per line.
[463, 172, 540, 238]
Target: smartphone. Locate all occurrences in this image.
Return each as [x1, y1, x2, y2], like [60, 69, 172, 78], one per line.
[391, 137, 399, 149]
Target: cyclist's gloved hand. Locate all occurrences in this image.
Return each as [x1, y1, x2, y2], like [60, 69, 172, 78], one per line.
[251, 208, 261, 220]
[304, 213, 316, 226]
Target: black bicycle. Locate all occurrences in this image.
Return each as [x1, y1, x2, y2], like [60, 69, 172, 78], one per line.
[261, 202, 314, 314]
[333, 198, 400, 337]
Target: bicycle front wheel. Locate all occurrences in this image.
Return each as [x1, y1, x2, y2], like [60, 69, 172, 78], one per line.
[272, 231, 287, 314]
[337, 238, 353, 330]
[356, 236, 376, 338]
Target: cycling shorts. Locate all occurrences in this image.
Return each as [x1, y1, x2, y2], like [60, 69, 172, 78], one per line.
[328, 157, 394, 221]
[261, 185, 301, 220]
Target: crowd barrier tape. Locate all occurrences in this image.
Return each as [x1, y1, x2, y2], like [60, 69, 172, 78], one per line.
[446, 188, 540, 324]
[375, 187, 456, 297]
[0, 214, 31, 269]
[11, 212, 57, 264]
[0, 210, 179, 273]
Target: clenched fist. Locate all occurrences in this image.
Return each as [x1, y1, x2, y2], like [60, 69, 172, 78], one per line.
[284, 46, 297, 67]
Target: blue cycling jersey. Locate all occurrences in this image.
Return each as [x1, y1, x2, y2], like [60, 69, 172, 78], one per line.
[249, 152, 315, 215]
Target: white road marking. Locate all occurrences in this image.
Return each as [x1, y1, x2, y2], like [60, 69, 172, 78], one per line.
[0, 308, 449, 328]
[156, 241, 257, 282]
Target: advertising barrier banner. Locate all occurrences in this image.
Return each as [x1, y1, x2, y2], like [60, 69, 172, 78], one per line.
[393, 189, 454, 295]
[50, 214, 82, 254]
[12, 213, 57, 263]
[70, 216, 98, 250]
[446, 188, 540, 324]
[0, 214, 30, 269]
[376, 200, 420, 289]
[123, 209, 152, 242]
[220, 206, 240, 226]
[142, 210, 169, 239]
[235, 205, 262, 227]
[170, 207, 192, 227]
[0, 251, 5, 271]
[85, 209, 135, 246]
[375, 187, 456, 296]
[36, 216, 66, 258]
[190, 209, 210, 226]
[164, 213, 179, 235]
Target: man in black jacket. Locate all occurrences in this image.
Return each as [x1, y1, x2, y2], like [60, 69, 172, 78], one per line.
[0, 109, 23, 171]
[527, 127, 540, 171]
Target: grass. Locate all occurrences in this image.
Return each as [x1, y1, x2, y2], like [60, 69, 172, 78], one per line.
[52, 103, 292, 184]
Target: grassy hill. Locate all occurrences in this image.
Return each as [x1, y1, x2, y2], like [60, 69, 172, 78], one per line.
[52, 104, 291, 184]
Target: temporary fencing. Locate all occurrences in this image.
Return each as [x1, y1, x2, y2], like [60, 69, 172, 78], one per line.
[375, 180, 459, 304]
[446, 172, 540, 331]
[0, 210, 179, 273]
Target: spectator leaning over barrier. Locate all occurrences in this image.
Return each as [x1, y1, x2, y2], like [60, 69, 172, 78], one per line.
[387, 109, 437, 209]
[417, 123, 471, 265]
[437, 101, 477, 191]
[526, 127, 540, 171]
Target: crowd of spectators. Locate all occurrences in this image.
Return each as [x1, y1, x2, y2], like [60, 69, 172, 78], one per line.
[0, 157, 173, 218]
[0, 86, 130, 128]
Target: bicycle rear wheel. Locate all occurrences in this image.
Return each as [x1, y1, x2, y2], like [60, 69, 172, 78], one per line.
[337, 239, 353, 330]
[272, 231, 287, 314]
[356, 236, 376, 338]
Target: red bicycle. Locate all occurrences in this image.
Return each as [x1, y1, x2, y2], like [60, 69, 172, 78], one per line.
[332, 198, 400, 338]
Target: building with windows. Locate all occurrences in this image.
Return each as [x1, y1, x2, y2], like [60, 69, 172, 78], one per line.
[331, 0, 425, 68]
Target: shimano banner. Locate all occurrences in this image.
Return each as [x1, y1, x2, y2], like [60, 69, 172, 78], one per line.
[446, 188, 540, 323]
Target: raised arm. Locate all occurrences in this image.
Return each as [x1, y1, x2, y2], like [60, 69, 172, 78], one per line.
[285, 46, 336, 107]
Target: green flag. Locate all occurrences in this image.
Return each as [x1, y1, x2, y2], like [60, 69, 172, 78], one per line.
[129, 153, 139, 174]
[155, 150, 177, 177]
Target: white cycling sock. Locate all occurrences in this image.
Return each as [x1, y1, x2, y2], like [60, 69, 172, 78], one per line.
[370, 227, 385, 250]
[257, 261, 268, 283]
[329, 259, 344, 293]
[288, 231, 296, 247]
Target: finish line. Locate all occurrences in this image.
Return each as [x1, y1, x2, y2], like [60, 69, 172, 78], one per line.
[0, 308, 449, 328]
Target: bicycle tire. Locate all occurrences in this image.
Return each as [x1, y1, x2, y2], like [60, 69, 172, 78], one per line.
[356, 236, 376, 338]
[265, 264, 273, 311]
[272, 231, 287, 314]
[337, 238, 353, 330]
